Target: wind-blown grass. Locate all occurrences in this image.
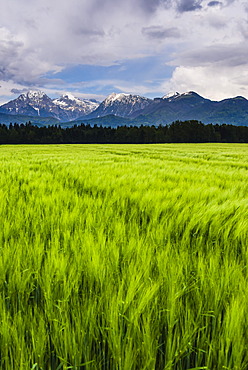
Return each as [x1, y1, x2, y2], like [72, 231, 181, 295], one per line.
[0, 144, 247, 369]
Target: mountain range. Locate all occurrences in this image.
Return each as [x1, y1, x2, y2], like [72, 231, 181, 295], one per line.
[0, 91, 99, 122]
[0, 90, 248, 127]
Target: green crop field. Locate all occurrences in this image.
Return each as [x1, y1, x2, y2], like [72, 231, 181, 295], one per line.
[0, 144, 247, 370]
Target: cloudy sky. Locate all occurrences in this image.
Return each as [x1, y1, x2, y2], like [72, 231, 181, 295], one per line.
[0, 0, 247, 103]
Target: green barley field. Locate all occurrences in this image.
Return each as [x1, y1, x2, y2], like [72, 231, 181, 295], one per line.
[0, 144, 247, 370]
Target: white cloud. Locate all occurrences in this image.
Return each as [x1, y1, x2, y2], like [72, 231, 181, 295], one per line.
[0, 0, 247, 100]
[163, 64, 248, 100]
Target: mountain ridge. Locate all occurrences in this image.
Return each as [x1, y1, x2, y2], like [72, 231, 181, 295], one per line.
[0, 90, 248, 126]
[0, 91, 99, 122]
[84, 93, 152, 119]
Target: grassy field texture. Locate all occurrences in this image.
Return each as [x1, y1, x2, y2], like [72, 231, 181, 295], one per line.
[0, 144, 247, 370]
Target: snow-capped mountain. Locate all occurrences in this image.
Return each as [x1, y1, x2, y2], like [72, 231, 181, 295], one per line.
[53, 94, 99, 121]
[0, 90, 66, 120]
[0, 90, 248, 126]
[0, 91, 100, 122]
[84, 93, 153, 119]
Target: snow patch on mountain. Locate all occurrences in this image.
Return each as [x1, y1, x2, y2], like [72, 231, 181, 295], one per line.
[104, 92, 150, 105]
[33, 107, 40, 116]
[53, 94, 99, 117]
[18, 90, 48, 103]
[162, 91, 203, 102]
[62, 93, 77, 101]
[162, 92, 180, 100]
[104, 93, 131, 103]
[26, 90, 47, 99]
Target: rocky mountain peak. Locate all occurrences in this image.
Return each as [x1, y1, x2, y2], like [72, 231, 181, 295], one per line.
[19, 90, 49, 101]
[85, 92, 152, 119]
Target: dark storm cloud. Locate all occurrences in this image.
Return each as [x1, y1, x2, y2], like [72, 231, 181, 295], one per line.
[0, 39, 24, 81]
[176, 0, 203, 12]
[0, 68, 9, 80]
[138, 0, 174, 13]
[73, 27, 105, 38]
[139, 0, 161, 12]
[11, 88, 29, 94]
[138, 0, 204, 13]
[87, 0, 163, 16]
[208, 1, 222, 6]
[142, 26, 180, 39]
[175, 44, 248, 67]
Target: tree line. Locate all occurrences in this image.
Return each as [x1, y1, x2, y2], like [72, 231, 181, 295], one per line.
[0, 120, 247, 144]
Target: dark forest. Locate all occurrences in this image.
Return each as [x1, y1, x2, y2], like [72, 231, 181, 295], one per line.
[0, 120, 247, 144]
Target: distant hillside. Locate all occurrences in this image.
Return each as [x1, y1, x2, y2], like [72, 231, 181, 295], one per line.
[132, 92, 248, 126]
[0, 112, 59, 126]
[61, 114, 132, 128]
